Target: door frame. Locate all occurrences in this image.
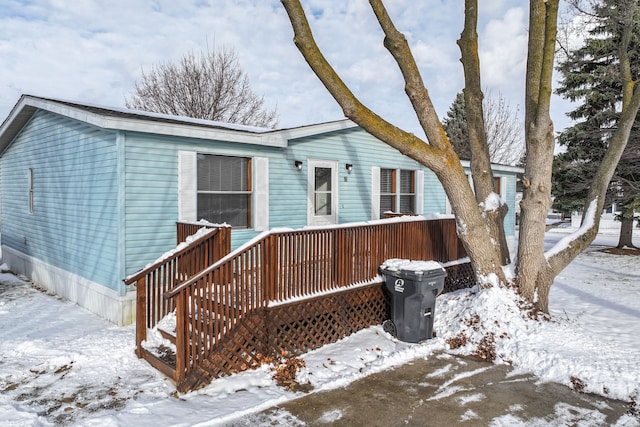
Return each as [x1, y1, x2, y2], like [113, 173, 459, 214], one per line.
[307, 159, 339, 226]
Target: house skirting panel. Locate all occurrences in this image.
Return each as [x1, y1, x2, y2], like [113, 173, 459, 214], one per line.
[1, 245, 135, 326]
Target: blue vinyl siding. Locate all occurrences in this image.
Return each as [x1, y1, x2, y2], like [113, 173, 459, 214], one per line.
[284, 128, 447, 224]
[123, 135, 179, 276]
[122, 126, 474, 275]
[499, 173, 517, 236]
[0, 111, 120, 292]
[122, 133, 278, 274]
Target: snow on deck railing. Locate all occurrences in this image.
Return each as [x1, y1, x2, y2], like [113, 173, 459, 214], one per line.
[153, 216, 468, 388]
[164, 214, 463, 301]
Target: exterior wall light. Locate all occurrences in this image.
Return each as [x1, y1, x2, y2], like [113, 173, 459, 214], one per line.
[345, 163, 353, 173]
[294, 160, 303, 170]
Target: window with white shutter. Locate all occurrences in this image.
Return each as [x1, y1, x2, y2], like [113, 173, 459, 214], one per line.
[197, 154, 252, 228]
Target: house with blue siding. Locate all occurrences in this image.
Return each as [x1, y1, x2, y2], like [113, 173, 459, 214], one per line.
[0, 95, 521, 325]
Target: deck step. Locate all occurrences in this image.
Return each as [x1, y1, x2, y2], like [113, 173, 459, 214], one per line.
[141, 347, 177, 382]
[158, 327, 176, 345]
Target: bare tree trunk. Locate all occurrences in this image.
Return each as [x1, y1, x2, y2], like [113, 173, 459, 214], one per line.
[542, 0, 640, 311]
[515, 0, 559, 311]
[458, 0, 511, 266]
[618, 212, 637, 248]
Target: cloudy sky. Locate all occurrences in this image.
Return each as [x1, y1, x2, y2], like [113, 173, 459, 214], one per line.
[0, 1, 575, 136]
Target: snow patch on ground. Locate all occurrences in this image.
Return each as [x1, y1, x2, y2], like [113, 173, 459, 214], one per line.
[0, 230, 639, 425]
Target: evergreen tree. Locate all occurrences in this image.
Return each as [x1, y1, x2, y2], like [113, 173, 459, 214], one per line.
[554, 0, 640, 248]
[443, 92, 472, 160]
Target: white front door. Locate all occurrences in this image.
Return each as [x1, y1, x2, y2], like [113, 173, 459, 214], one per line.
[307, 159, 338, 226]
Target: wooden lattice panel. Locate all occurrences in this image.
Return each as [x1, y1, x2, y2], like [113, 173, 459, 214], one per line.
[266, 284, 387, 357]
[443, 262, 477, 293]
[178, 310, 267, 392]
[175, 263, 475, 392]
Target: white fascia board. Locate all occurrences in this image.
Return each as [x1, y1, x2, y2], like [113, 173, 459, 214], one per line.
[102, 116, 287, 147]
[23, 97, 102, 126]
[460, 159, 523, 174]
[275, 119, 358, 141]
[7, 97, 356, 149]
[490, 164, 524, 174]
[21, 96, 288, 147]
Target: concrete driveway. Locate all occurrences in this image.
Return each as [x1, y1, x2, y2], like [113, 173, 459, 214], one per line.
[229, 352, 635, 426]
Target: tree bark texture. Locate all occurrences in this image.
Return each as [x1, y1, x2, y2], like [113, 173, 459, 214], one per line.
[457, 0, 511, 266]
[618, 213, 637, 249]
[514, 0, 561, 312]
[535, 0, 640, 311]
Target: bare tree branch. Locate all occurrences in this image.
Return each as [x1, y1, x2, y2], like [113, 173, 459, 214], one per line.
[126, 46, 278, 128]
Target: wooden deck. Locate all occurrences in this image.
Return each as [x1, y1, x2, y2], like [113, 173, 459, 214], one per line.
[124, 218, 474, 392]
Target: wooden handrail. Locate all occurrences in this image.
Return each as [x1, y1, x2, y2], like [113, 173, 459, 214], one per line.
[124, 227, 220, 285]
[127, 222, 232, 366]
[164, 217, 465, 301]
[176, 221, 230, 245]
[140, 217, 466, 388]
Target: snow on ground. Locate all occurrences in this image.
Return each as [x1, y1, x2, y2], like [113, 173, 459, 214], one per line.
[0, 229, 639, 426]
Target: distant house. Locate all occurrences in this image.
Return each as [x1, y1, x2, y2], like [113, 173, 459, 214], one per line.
[0, 95, 521, 325]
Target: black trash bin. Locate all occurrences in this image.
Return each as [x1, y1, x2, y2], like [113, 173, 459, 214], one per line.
[380, 259, 447, 343]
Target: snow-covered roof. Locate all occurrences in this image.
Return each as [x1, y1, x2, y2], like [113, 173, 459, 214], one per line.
[0, 94, 358, 154]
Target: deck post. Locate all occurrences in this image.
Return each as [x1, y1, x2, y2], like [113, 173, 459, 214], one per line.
[135, 276, 147, 358]
[175, 291, 186, 385]
[262, 235, 276, 304]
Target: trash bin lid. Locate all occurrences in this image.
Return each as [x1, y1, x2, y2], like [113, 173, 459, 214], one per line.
[380, 258, 446, 281]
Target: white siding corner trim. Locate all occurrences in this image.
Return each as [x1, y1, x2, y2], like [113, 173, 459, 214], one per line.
[178, 151, 197, 222]
[253, 157, 269, 231]
[415, 170, 424, 215]
[371, 166, 380, 220]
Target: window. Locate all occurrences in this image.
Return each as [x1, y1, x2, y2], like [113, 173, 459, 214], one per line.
[28, 168, 34, 214]
[380, 168, 396, 213]
[493, 176, 502, 195]
[399, 169, 415, 213]
[314, 167, 332, 215]
[380, 168, 416, 214]
[197, 154, 251, 228]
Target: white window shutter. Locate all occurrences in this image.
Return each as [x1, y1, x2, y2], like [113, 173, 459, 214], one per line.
[371, 167, 380, 220]
[178, 151, 197, 222]
[415, 170, 424, 214]
[253, 157, 269, 231]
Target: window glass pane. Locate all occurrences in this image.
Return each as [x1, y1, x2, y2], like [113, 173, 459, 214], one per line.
[380, 168, 396, 212]
[197, 154, 250, 228]
[314, 166, 332, 215]
[380, 195, 394, 213]
[197, 154, 248, 192]
[315, 167, 332, 191]
[400, 170, 414, 193]
[315, 192, 332, 215]
[380, 168, 394, 193]
[198, 193, 249, 227]
[399, 195, 415, 214]
[493, 177, 501, 195]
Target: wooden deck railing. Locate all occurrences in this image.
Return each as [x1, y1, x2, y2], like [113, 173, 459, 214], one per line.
[124, 222, 231, 358]
[163, 217, 466, 385]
